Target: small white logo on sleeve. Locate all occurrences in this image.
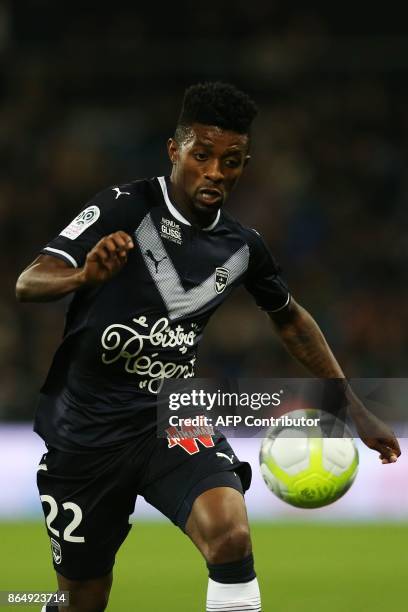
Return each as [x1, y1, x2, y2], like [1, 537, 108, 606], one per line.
[113, 187, 130, 199]
[60, 205, 100, 240]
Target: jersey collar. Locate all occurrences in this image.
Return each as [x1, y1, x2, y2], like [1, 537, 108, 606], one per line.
[157, 176, 221, 231]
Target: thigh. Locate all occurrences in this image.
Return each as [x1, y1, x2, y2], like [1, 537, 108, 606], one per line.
[37, 447, 137, 581]
[185, 485, 251, 561]
[140, 434, 252, 530]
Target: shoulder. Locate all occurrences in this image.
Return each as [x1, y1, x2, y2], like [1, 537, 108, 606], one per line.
[74, 176, 161, 232]
[86, 176, 159, 212]
[221, 212, 283, 278]
[220, 210, 268, 253]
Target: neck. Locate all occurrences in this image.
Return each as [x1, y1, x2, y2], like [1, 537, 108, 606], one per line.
[168, 172, 218, 228]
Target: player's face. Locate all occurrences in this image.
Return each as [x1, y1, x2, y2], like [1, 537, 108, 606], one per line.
[168, 123, 250, 223]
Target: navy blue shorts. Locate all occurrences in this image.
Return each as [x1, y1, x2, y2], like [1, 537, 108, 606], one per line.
[37, 433, 251, 580]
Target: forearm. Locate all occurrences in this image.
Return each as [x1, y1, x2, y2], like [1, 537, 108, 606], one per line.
[16, 262, 86, 302]
[271, 302, 344, 378]
[271, 301, 371, 417]
[269, 305, 400, 460]
[16, 233, 133, 303]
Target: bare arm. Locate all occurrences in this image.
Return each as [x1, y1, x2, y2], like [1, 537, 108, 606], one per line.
[269, 298, 401, 463]
[15, 231, 134, 303]
[268, 298, 343, 378]
[16, 255, 87, 302]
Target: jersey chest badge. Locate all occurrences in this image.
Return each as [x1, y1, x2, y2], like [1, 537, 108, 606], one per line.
[215, 267, 230, 294]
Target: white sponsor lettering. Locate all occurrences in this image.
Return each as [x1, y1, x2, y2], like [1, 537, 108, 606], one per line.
[160, 217, 182, 245]
[101, 316, 197, 393]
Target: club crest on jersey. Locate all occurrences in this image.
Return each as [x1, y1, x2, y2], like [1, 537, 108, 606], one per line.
[215, 267, 229, 294]
[50, 538, 62, 565]
[160, 217, 182, 245]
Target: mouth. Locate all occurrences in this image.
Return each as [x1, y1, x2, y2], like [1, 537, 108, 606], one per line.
[196, 187, 223, 206]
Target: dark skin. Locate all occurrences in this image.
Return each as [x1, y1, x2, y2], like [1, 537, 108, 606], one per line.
[269, 299, 401, 464]
[15, 231, 134, 302]
[16, 122, 400, 611]
[167, 123, 250, 226]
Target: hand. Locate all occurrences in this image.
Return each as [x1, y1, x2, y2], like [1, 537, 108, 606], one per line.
[353, 409, 401, 464]
[343, 386, 401, 464]
[82, 231, 134, 285]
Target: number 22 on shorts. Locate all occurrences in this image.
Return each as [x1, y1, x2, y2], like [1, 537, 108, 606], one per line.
[40, 495, 85, 543]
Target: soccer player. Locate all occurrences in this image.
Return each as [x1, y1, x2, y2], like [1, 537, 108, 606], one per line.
[16, 82, 400, 612]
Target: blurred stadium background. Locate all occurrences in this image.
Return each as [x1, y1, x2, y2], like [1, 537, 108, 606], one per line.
[1, 2, 408, 610]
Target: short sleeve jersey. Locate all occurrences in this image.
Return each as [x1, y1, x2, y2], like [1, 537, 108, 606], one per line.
[34, 176, 290, 450]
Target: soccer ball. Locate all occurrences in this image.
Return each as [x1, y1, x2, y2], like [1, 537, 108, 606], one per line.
[259, 409, 359, 508]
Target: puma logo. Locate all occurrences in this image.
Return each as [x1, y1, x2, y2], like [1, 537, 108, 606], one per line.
[112, 187, 130, 199]
[216, 452, 234, 464]
[145, 249, 168, 273]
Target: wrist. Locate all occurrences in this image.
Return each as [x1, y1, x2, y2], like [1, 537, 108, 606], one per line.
[345, 388, 369, 422]
[75, 267, 89, 289]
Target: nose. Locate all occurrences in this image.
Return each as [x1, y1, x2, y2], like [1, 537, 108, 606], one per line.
[204, 159, 224, 183]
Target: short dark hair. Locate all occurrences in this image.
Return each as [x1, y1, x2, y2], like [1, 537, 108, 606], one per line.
[175, 81, 258, 142]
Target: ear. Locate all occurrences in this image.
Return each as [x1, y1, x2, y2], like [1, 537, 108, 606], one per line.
[167, 138, 179, 164]
[243, 155, 251, 167]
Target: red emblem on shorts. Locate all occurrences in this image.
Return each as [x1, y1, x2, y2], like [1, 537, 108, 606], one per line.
[166, 424, 215, 455]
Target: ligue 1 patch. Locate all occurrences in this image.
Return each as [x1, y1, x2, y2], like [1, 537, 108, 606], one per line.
[60, 205, 100, 240]
[50, 537, 62, 565]
[215, 266, 229, 294]
[160, 217, 182, 245]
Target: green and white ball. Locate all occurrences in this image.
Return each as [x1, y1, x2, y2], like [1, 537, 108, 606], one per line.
[259, 410, 359, 508]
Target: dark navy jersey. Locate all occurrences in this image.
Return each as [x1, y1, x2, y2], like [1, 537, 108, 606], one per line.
[34, 176, 290, 451]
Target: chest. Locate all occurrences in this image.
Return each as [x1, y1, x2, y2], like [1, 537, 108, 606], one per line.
[90, 210, 249, 324]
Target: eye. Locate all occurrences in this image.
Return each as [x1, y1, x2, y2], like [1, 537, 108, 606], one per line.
[194, 152, 208, 161]
[225, 158, 241, 169]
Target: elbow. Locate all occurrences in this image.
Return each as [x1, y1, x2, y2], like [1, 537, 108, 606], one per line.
[269, 299, 312, 340]
[15, 278, 27, 302]
[269, 297, 301, 329]
[15, 274, 32, 302]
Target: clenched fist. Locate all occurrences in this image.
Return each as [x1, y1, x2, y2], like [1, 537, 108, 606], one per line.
[83, 231, 134, 285]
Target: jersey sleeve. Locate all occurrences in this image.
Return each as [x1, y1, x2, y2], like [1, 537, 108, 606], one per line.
[243, 228, 291, 312]
[40, 186, 130, 268]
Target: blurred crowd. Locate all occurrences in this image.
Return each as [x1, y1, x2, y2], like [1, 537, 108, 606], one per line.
[1, 3, 408, 420]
